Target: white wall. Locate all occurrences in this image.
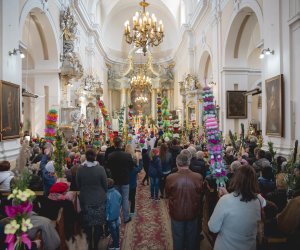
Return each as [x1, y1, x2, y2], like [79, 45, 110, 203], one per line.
[0, 0, 22, 160]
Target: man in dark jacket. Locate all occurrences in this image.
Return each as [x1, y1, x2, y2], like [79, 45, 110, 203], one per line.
[165, 153, 203, 250]
[108, 137, 134, 223]
[253, 149, 270, 176]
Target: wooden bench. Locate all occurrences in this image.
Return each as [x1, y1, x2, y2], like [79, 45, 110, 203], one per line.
[53, 208, 68, 250]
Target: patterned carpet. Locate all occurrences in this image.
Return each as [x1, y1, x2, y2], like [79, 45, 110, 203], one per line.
[121, 171, 173, 250]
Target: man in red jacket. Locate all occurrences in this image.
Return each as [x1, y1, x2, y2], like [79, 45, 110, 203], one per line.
[166, 153, 203, 250]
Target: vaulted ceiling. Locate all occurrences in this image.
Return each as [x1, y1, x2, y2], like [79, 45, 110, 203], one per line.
[87, 0, 181, 61]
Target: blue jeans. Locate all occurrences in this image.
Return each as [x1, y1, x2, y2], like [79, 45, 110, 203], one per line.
[115, 185, 130, 221]
[171, 217, 198, 250]
[150, 177, 159, 198]
[108, 219, 120, 248]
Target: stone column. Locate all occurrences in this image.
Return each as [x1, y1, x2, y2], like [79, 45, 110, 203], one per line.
[151, 89, 156, 119]
[121, 88, 126, 107]
[109, 89, 112, 115]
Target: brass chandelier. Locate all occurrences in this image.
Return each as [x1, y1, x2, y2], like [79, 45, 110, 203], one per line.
[130, 74, 152, 91]
[124, 0, 164, 55]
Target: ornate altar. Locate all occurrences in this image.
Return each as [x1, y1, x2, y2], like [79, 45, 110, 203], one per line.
[106, 50, 175, 123]
[179, 74, 203, 129]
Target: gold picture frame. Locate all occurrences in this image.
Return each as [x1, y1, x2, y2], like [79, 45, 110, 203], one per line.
[265, 74, 284, 137]
[0, 80, 20, 141]
[186, 103, 197, 128]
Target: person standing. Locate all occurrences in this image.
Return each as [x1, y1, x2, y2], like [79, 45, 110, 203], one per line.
[108, 137, 135, 223]
[208, 165, 266, 250]
[159, 143, 172, 198]
[106, 178, 122, 250]
[141, 147, 150, 185]
[165, 154, 203, 250]
[148, 148, 162, 200]
[76, 149, 108, 250]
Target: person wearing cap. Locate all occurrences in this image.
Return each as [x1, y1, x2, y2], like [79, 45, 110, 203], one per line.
[40, 182, 76, 241]
[107, 137, 134, 224]
[106, 178, 122, 250]
[165, 153, 203, 250]
[42, 160, 56, 196]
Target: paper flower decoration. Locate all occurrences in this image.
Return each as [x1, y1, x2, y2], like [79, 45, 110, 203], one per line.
[45, 109, 58, 143]
[203, 86, 227, 186]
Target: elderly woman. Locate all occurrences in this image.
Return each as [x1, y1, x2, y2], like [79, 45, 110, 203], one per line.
[0, 161, 14, 192]
[76, 149, 107, 250]
[208, 165, 266, 250]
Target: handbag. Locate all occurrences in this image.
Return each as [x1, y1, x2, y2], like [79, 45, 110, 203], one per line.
[257, 197, 265, 248]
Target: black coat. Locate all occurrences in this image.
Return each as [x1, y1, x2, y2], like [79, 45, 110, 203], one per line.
[189, 157, 206, 177]
[108, 149, 135, 185]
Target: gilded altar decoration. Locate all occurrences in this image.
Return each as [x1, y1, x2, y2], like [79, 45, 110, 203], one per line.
[60, 7, 83, 82]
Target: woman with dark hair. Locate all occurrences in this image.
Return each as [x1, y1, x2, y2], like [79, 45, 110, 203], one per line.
[159, 143, 172, 198]
[208, 165, 266, 250]
[141, 148, 150, 185]
[76, 149, 108, 250]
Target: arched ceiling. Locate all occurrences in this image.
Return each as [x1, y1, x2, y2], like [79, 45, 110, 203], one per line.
[99, 0, 181, 61]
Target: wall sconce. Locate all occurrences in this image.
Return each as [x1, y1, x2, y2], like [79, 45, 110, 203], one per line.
[8, 48, 25, 59]
[259, 48, 274, 59]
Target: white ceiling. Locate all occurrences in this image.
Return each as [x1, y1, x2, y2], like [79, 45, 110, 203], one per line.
[97, 0, 181, 61]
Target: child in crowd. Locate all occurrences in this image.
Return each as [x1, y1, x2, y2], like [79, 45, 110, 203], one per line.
[129, 149, 143, 215]
[148, 148, 162, 200]
[106, 178, 122, 250]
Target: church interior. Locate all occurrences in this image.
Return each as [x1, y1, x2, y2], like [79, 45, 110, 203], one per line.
[0, 0, 300, 249]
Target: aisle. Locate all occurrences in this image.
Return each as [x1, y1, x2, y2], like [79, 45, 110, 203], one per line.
[121, 171, 173, 250]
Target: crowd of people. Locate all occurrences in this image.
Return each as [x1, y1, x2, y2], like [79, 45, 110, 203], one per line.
[0, 134, 300, 250]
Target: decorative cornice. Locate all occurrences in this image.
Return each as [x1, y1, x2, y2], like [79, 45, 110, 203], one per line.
[22, 69, 61, 75]
[73, 0, 108, 61]
[221, 67, 262, 74]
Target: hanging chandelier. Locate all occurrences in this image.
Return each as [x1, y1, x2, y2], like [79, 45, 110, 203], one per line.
[124, 0, 164, 56]
[135, 95, 148, 103]
[130, 74, 152, 91]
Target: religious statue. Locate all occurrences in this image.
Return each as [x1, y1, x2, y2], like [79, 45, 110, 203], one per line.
[60, 7, 78, 41]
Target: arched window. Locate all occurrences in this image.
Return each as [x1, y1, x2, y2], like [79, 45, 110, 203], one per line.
[180, 0, 186, 25]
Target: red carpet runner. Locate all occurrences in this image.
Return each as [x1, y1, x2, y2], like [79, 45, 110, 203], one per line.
[120, 171, 173, 249]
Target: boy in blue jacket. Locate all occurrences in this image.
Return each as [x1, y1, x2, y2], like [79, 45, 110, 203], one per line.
[106, 178, 122, 250]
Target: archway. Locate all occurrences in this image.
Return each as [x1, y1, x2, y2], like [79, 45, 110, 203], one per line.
[223, 6, 262, 134]
[198, 50, 212, 85]
[21, 7, 60, 136]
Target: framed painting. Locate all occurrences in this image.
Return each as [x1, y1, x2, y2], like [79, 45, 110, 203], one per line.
[0, 81, 20, 141]
[226, 90, 247, 119]
[265, 74, 284, 137]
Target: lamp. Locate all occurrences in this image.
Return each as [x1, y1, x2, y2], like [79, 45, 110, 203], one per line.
[8, 48, 25, 58]
[208, 81, 216, 86]
[130, 74, 152, 90]
[124, 0, 164, 56]
[259, 48, 274, 59]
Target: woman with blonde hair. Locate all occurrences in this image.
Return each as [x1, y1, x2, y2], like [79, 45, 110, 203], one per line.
[125, 144, 137, 165]
[266, 173, 287, 213]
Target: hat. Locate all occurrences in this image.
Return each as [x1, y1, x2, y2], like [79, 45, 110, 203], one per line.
[45, 161, 55, 173]
[50, 182, 68, 194]
[107, 178, 114, 188]
[101, 145, 107, 152]
[152, 148, 159, 156]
